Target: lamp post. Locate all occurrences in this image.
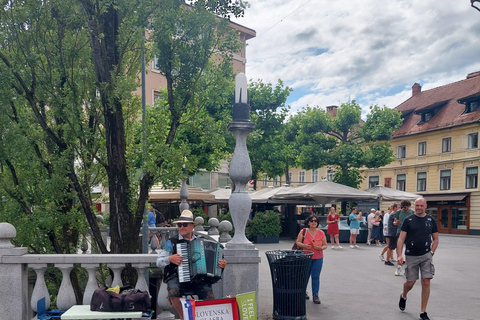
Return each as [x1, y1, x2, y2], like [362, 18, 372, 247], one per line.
[222, 73, 260, 299]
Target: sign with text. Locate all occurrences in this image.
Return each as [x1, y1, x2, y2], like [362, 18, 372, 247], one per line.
[236, 292, 257, 320]
[181, 298, 239, 320]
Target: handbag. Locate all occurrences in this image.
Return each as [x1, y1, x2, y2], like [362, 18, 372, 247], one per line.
[292, 228, 306, 250]
[90, 285, 151, 312]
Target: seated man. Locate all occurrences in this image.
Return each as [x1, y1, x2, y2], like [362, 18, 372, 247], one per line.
[156, 210, 227, 319]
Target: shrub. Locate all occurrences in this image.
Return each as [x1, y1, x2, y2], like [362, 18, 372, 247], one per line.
[246, 210, 282, 237]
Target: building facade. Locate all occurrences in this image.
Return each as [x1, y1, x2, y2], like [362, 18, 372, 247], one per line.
[362, 72, 480, 235]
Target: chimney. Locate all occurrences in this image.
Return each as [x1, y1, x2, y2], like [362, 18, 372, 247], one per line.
[326, 105, 338, 117]
[467, 71, 480, 79]
[412, 83, 422, 96]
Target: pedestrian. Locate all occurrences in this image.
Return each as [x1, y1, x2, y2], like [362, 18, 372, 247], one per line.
[397, 198, 438, 320]
[366, 208, 376, 245]
[295, 214, 327, 304]
[370, 211, 383, 246]
[348, 207, 362, 248]
[147, 206, 160, 248]
[394, 200, 415, 276]
[326, 207, 342, 249]
[383, 203, 399, 266]
[379, 207, 392, 261]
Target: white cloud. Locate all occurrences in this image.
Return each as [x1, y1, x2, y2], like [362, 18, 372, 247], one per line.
[234, 0, 480, 117]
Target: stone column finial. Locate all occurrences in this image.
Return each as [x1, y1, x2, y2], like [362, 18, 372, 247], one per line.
[0, 222, 16, 248]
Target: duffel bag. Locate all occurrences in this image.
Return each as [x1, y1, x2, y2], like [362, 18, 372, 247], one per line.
[90, 285, 151, 312]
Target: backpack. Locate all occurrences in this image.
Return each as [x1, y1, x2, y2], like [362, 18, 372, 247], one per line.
[155, 209, 165, 225]
[347, 215, 351, 226]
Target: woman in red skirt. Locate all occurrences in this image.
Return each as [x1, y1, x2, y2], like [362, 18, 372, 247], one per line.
[327, 206, 342, 249]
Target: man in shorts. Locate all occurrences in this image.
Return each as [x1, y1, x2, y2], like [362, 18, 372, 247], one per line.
[397, 198, 438, 320]
[384, 203, 399, 266]
[394, 200, 415, 275]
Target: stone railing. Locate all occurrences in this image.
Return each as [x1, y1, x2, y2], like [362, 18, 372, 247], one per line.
[0, 220, 233, 320]
[0, 223, 183, 320]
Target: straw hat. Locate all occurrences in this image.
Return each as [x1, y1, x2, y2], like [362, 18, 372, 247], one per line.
[172, 210, 198, 225]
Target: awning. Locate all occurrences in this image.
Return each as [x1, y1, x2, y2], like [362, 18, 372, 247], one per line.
[422, 193, 469, 202]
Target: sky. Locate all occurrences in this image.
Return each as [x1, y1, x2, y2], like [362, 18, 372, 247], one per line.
[232, 0, 480, 117]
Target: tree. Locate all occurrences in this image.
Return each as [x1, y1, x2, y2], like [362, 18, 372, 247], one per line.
[295, 101, 402, 188]
[0, 0, 245, 257]
[246, 80, 292, 187]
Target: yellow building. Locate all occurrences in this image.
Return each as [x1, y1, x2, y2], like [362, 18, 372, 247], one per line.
[362, 72, 480, 235]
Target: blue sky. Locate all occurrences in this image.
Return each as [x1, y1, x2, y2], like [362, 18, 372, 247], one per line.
[233, 0, 480, 118]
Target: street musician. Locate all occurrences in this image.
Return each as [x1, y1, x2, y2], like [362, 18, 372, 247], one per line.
[156, 210, 227, 319]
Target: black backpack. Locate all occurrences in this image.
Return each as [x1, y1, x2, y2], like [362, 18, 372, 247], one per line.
[155, 209, 165, 224]
[347, 215, 351, 226]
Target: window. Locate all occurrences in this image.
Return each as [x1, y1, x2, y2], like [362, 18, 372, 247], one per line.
[327, 169, 334, 181]
[466, 167, 478, 189]
[468, 133, 478, 149]
[418, 141, 427, 156]
[442, 137, 451, 153]
[152, 57, 160, 70]
[369, 176, 379, 188]
[298, 171, 305, 184]
[217, 173, 231, 188]
[397, 145, 406, 159]
[262, 174, 268, 187]
[397, 174, 406, 191]
[466, 100, 479, 113]
[440, 170, 451, 190]
[273, 176, 280, 187]
[417, 172, 427, 191]
[190, 172, 211, 190]
[312, 169, 319, 183]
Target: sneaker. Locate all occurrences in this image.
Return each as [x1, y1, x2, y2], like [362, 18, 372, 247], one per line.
[379, 254, 385, 261]
[367, 241, 371, 245]
[354, 245, 360, 248]
[350, 245, 355, 249]
[419, 312, 430, 320]
[305, 292, 309, 300]
[399, 294, 406, 311]
[331, 245, 335, 249]
[313, 295, 321, 304]
[337, 245, 343, 249]
[395, 266, 402, 276]
[385, 261, 395, 266]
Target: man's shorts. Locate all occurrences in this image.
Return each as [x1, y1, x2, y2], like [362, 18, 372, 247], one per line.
[350, 228, 359, 235]
[405, 252, 435, 282]
[387, 236, 397, 250]
[167, 276, 214, 300]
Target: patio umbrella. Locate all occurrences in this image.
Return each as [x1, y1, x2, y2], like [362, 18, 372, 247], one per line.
[364, 185, 421, 201]
[272, 180, 379, 203]
[250, 186, 316, 204]
[149, 185, 215, 202]
[205, 187, 233, 204]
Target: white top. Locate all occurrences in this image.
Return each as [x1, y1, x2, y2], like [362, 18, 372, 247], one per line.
[61, 305, 143, 319]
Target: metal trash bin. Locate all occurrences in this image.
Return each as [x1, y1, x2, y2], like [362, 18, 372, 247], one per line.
[265, 250, 313, 320]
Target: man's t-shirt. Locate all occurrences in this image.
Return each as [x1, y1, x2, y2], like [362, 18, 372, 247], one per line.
[387, 213, 397, 237]
[394, 208, 414, 235]
[401, 214, 438, 256]
[349, 213, 360, 229]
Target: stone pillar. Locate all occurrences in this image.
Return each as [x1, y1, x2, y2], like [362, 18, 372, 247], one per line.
[0, 223, 29, 320]
[179, 179, 189, 212]
[223, 73, 261, 299]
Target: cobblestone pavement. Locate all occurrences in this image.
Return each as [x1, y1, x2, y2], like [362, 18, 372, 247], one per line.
[255, 234, 480, 320]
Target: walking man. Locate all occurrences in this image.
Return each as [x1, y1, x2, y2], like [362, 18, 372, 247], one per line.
[397, 198, 438, 320]
[394, 200, 415, 275]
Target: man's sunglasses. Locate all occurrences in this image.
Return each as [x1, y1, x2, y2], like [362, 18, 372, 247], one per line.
[178, 222, 193, 227]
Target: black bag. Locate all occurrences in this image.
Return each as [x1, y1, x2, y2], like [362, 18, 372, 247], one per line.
[347, 215, 351, 226]
[292, 228, 306, 250]
[90, 285, 151, 312]
[155, 209, 165, 225]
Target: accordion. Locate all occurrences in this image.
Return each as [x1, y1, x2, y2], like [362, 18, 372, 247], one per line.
[176, 238, 224, 285]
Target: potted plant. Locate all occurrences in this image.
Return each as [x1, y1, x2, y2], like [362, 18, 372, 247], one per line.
[246, 210, 282, 243]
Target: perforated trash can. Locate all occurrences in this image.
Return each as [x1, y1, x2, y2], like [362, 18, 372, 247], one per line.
[265, 250, 313, 320]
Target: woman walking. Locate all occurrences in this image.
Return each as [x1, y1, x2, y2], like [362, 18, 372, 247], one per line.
[327, 207, 342, 249]
[295, 214, 327, 304]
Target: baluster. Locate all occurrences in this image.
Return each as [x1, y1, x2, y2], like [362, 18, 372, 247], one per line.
[108, 263, 124, 288]
[132, 263, 150, 292]
[30, 264, 50, 312]
[55, 264, 76, 310]
[82, 264, 99, 305]
[157, 280, 175, 320]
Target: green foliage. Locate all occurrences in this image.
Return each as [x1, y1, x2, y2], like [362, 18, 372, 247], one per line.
[191, 207, 208, 225]
[292, 101, 402, 188]
[246, 80, 292, 183]
[245, 210, 282, 237]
